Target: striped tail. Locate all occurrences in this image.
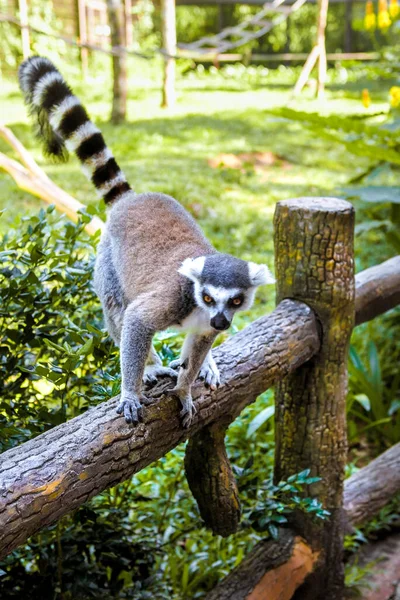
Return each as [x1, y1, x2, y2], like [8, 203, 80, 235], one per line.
[18, 56, 132, 205]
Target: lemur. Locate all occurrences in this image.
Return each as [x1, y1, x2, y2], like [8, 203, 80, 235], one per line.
[19, 56, 275, 428]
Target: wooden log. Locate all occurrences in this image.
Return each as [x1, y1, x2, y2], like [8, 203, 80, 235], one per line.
[0, 299, 320, 560]
[206, 443, 400, 600]
[343, 442, 400, 528]
[185, 423, 241, 537]
[0, 151, 104, 236]
[161, 0, 177, 108]
[206, 530, 319, 600]
[274, 198, 355, 599]
[355, 256, 400, 326]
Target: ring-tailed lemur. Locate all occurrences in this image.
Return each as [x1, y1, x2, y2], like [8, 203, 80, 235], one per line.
[19, 56, 275, 428]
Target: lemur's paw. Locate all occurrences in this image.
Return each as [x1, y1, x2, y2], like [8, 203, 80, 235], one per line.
[116, 393, 144, 425]
[199, 360, 220, 391]
[170, 387, 197, 428]
[168, 358, 181, 370]
[143, 364, 178, 385]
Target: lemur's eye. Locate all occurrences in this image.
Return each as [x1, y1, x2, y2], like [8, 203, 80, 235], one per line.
[232, 297, 243, 306]
[203, 294, 214, 304]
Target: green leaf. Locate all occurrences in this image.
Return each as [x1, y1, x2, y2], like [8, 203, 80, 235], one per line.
[341, 186, 400, 204]
[246, 405, 275, 438]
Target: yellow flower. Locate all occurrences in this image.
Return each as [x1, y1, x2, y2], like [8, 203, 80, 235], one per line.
[362, 89, 371, 108]
[378, 9, 392, 27]
[365, 12, 377, 28]
[390, 86, 400, 108]
[389, 0, 399, 17]
[365, 1, 376, 28]
[378, 0, 392, 26]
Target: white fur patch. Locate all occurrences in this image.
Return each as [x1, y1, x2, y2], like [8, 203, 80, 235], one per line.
[20, 57, 51, 93]
[64, 121, 100, 152]
[32, 71, 64, 107]
[178, 256, 206, 282]
[81, 148, 114, 179]
[248, 262, 275, 286]
[175, 307, 212, 333]
[97, 172, 127, 196]
[49, 95, 81, 130]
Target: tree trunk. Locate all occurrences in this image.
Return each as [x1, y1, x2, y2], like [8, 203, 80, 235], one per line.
[161, 0, 177, 108]
[106, 0, 127, 123]
[274, 198, 355, 600]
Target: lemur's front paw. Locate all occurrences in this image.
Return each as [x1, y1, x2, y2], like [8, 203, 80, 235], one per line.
[116, 393, 144, 425]
[199, 359, 220, 391]
[143, 364, 178, 385]
[170, 387, 197, 428]
[168, 358, 181, 370]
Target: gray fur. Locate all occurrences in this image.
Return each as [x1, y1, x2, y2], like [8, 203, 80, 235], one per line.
[20, 56, 275, 428]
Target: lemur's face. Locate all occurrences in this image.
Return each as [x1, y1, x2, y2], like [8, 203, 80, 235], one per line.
[178, 254, 275, 332]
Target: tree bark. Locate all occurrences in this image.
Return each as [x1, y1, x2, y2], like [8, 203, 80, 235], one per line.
[0, 300, 319, 560]
[206, 443, 400, 600]
[161, 0, 177, 108]
[274, 198, 355, 600]
[106, 0, 127, 123]
[355, 256, 400, 326]
[185, 423, 241, 537]
[206, 530, 319, 600]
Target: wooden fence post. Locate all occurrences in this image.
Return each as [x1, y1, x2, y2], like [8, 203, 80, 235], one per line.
[273, 198, 355, 600]
[161, 0, 176, 108]
[106, 0, 127, 123]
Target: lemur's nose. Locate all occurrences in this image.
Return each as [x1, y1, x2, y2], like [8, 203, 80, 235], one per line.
[211, 313, 230, 331]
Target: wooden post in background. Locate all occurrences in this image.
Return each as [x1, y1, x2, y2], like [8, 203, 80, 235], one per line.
[124, 0, 133, 46]
[273, 198, 355, 599]
[18, 0, 30, 59]
[292, 0, 329, 98]
[106, 0, 127, 123]
[161, 0, 176, 108]
[316, 0, 329, 98]
[77, 0, 89, 79]
[345, 0, 353, 53]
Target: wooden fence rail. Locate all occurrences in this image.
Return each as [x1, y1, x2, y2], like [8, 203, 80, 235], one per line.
[0, 199, 399, 599]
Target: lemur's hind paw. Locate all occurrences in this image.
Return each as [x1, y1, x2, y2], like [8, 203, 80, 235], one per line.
[116, 393, 145, 425]
[143, 364, 178, 386]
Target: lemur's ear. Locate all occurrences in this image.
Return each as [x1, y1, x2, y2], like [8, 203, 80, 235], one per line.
[178, 256, 205, 282]
[248, 262, 275, 286]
